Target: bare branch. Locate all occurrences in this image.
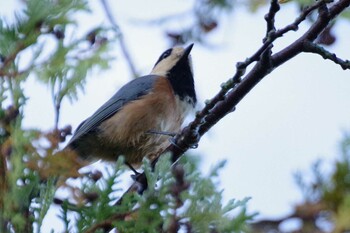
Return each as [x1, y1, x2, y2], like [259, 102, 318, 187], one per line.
[203, 0, 349, 137]
[116, 0, 350, 204]
[264, 0, 280, 42]
[274, 0, 327, 37]
[185, 0, 325, 138]
[303, 41, 350, 70]
[100, 0, 139, 78]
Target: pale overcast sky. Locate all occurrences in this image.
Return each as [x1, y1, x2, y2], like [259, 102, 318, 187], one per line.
[1, 0, 350, 231]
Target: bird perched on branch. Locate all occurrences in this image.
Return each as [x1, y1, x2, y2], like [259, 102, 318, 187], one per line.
[65, 44, 196, 172]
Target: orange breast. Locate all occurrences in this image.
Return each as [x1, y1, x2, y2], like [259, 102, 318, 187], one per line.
[98, 77, 189, 165]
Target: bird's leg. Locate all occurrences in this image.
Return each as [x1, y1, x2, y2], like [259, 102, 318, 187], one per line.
[146, 130, 176, 137]
[125, 162, 141, 180]
[147, 129, 198, 150]
[168, 126, 200, 151]
[168, 136, 186, 152]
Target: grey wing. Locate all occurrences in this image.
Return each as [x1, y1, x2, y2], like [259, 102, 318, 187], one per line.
[67, 75, 159, 145]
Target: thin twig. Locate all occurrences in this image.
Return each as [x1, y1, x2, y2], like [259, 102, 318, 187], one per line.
[180, 0, 320, 139]
[116, 0, 350, 204]
[303, 41, 350, 70]
[264, 0, 280, 42]
[100, 0, 139, 78]
[190, 0, 325, 130]
[274, 0, 327, 37]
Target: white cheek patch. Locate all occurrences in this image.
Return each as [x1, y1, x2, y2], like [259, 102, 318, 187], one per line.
[150, 47, 186, 77]
[151, 58, 177, 77]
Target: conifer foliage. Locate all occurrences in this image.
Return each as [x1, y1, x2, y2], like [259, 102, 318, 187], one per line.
[0, 1, 251, 232]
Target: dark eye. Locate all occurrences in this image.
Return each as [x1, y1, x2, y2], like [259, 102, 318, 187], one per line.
[154, 48, 173, 66]
[161, 49, 172, 60]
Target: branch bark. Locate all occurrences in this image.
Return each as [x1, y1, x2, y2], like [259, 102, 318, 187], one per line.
[100, 0, 139, 78]
[116, 0, 350, 204]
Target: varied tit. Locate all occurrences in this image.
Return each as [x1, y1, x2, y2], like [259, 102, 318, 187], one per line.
[65, 44, 196, 171]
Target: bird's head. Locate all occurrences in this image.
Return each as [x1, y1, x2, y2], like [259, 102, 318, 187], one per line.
[151, 44, 196, 106]
[151, 44, 193, 77]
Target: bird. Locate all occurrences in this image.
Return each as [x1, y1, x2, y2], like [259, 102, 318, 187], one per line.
[65, 44, 196, 172]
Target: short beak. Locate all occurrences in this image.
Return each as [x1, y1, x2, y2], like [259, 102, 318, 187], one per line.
[183, 43, 194, 57]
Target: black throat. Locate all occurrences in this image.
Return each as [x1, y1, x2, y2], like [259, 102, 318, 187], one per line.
[167, 58, 197, 107]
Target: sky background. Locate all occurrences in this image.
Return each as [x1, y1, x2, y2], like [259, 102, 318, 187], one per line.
[1, 0, 350, 232]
